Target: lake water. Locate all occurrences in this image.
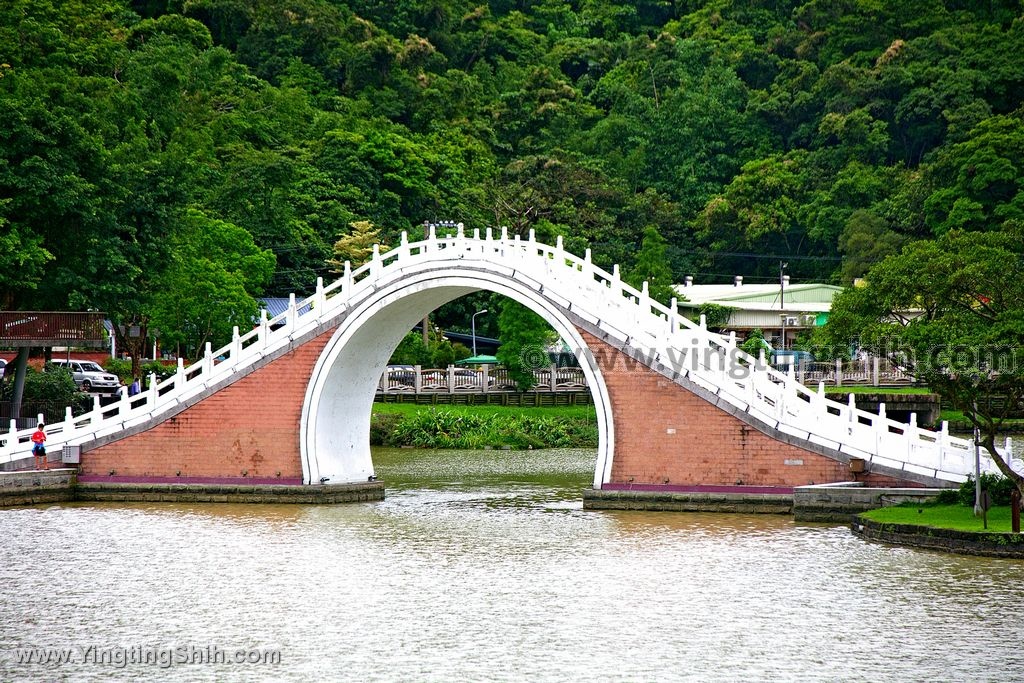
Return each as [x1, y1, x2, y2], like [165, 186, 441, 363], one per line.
[2, 447, 1023, 682]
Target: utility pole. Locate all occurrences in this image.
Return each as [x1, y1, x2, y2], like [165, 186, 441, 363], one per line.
[779, 261, 788, 350]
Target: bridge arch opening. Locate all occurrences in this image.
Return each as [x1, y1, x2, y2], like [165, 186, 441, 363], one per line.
[300, 269, 614, 488]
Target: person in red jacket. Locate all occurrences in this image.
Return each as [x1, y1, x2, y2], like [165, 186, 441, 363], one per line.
[32, 423, 47, 470]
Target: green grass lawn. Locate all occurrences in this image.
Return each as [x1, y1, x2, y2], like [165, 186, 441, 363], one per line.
[372, 402, 597, 422]
[822, 385, 934, 395]
[861, 503, 1017, 533]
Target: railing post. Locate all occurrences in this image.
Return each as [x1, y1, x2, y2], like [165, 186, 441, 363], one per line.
[260, 308, 269, 348]
[118, 386, 129, 416]
[638, 281, 650, 326]
[872, 356, 880, 386]
[874, 400, 886, 456]
[343, 261, 353, 292]
[550, 364, 558, 392]
[176, 357, 186, 389]
[231, 325, 241, 360]
[414, 365, 422, 394]
[936, 420, 949, 468]
[370, 243, 381, 277]
[836, 358, 843, 387]
[148, 372, 158, 407]
[481, 365, 489, 394]
[64, 407, 74, 439]
[315, 276, 325, 314]
[448, 364, 456, 394]
[287, 293, 297, 333]
[204, 342, 213, 376]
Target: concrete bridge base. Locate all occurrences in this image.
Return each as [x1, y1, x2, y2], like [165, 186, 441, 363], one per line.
[585, 482, 947, 522]
[0, 469, 77, 507]
[0, 469, 383, 507]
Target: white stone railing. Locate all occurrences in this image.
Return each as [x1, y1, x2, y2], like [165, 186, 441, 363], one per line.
[1, 226, 1016, 483]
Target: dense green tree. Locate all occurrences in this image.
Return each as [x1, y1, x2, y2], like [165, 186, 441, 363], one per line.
[3, 0, 1024, 367]
[495, 301, 555, 391]
[625, 226, 676, 305]
[821, 228, 1024, 498]
[149, 209, 275, 359]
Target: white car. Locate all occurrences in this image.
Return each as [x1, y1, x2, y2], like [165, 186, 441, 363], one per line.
[49, 359, 121, 392]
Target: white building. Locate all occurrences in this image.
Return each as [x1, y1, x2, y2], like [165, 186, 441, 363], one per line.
[673, 276, 843, 349]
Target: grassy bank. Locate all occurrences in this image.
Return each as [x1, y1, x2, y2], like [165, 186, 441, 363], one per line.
[370, 403, 598, 449]
[939, 409, 1024, 432]
[822, 385, 934, 395]
[861, 503, 1017, 533]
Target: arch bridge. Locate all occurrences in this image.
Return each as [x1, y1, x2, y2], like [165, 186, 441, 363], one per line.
[1, 227, 1015, 494]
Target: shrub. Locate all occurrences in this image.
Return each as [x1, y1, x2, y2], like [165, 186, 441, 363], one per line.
[958, 473, 1016, 507]
[374, 408, 598, 449]
[369, 412, 403, 446]
[141, 360, 175, 383]
[1, 365, 91, 416]
[103, 357, 132, 383]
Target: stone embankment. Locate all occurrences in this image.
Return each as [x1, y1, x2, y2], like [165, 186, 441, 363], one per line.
[852, 517, 1024, 559]
[0, 469, 383, 507]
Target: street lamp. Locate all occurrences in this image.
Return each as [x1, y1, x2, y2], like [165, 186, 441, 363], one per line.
[471, 309, 488, 356]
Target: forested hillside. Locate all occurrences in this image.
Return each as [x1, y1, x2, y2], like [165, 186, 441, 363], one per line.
[2, 1, 1022, 357]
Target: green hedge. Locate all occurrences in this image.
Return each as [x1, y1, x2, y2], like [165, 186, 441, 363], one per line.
[370, 408, 597, 450]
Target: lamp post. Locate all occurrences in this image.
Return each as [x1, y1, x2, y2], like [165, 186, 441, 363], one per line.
[974, 397, 982, 515]
[471, 309, 488, 356]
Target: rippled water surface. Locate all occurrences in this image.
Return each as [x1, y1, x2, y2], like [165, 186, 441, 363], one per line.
[2, 447, 1023, 682]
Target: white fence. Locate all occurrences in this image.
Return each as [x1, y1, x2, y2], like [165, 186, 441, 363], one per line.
[379, 365, 587, 394]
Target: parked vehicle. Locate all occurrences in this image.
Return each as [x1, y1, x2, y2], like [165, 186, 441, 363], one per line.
[771, 349, 814, 366]
[49, 359, 121, 393]
[385, 365, 416, 389]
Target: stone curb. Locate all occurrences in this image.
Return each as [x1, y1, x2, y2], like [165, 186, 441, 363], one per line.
[852, 516, 1024, 559]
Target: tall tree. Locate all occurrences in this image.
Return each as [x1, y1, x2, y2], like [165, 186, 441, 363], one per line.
[625, 226, 676, 305]
[149, 209, 275, 359]
[495, 301, 555, 391]
[821, 227, 1024, 498]
[328, 220, 388, 272]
